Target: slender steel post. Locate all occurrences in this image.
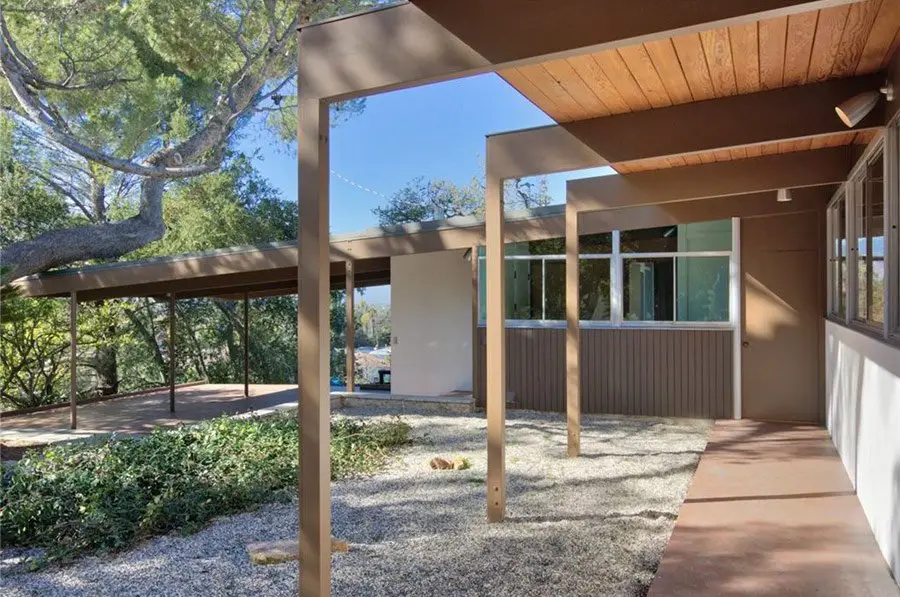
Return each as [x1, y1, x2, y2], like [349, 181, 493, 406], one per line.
[169, 293, 176, 414]
[471, 245, 479, 407]
[243, 293, 250, 398]
[485, 155, 506, 523]
[565, 205, 581, 457]
[69, 291, 77, 430]
[345, 260, 355, 392]
[297, 93, 331, 597]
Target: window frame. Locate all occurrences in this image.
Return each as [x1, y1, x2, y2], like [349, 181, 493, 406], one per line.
[827, 121, 900, 347]
[848, 139, 887, 331]
[826, 190, 848, 321]
[477, 220, 735, 330]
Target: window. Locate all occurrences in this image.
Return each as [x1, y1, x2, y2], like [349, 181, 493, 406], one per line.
[828, 126, 900, 343]
[853, 150, 885, 328]
[478, 236, 612, 323]
[828, 195, 848, 319]
[478, 219, 731, 325]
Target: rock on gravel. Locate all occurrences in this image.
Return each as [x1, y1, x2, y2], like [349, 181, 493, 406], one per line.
[1, 408, 711, 597]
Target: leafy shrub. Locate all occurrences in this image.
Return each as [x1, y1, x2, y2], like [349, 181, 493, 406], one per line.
[0, 414, 409, 563]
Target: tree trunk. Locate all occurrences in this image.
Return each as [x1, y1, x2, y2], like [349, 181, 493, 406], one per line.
[92, 343, 119, 395]
[2, 178, 165, 282]
[125, 301, 168, 383]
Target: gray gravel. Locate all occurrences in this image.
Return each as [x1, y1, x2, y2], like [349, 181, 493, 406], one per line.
[1, 408, 711, 597]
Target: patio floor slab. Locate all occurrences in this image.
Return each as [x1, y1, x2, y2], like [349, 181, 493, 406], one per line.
[0, 384, 474, 448]
[648, 420, 899, 597]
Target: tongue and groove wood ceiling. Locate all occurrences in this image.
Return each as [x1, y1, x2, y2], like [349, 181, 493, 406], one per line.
[498, 0, 900, 172]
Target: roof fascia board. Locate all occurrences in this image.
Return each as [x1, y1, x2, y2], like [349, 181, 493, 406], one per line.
[299, 0, 865, 101]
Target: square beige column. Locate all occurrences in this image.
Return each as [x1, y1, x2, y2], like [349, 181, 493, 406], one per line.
[69, 291, 77, 430]
[297, 94, 332, 597]
[565, 205, 580, 457]
[470, 245, 479, 407]
[243, 293, 250, 398]
[345, 260, 355, 391]
[485, 161, 506, 523]
[169, 293, 176, 414]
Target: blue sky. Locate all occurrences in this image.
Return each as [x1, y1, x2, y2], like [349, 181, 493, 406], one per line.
[236, 72, 612, 303]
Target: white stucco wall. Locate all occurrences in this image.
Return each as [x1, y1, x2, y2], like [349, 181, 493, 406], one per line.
[390, 249, 472, 396]
[825, 320, 900, 581]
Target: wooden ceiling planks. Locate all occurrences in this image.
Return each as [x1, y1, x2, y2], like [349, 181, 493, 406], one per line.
[499, 0, 898, 124]
[610, 131, 871, 173]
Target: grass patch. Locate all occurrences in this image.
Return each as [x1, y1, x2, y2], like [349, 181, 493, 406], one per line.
[0, 414, 409, 564]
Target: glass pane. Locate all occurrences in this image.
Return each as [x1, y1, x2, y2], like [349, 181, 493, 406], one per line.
[855, 151, 885, 324]
[525, 238, 564, 256]
[579, 232, 613, 254]
[868, 155, 885, 324]
[676, 256, 729, 321]
[623, 258, 674, 321]
[505, 259, 542, 320]
[544, 260, 565, 320]
[580, 259, 611, 320]
[478, 258, 485, 322]
[620, 220, 731, 253]
[620, 226, 678, 253]
[677, 220, 732, 251]
[832, 198, 847, 319]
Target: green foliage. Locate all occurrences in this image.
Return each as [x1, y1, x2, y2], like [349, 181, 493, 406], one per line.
[373, 174, 553, 226]
[0, 414, 410, 563]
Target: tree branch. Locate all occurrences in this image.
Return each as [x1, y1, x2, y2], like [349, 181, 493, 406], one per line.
[3, 178, 166, 281]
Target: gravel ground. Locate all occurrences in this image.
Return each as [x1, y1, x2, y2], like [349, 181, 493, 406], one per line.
[1, 408, 711, 597]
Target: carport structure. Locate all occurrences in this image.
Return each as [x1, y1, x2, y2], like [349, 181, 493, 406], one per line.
[295, 2, 900, 596]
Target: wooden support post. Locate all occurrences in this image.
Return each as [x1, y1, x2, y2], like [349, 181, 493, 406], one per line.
[69, 291, 77, 430]
[243, 293, 250, 398]
[485, 161, 506, 523]
[297, 94, 331, 597]
[345, 260, 354, 392]
[471, 245, 479, 407]
[565, 205, 581, 457]
[169, 293, 176, 414]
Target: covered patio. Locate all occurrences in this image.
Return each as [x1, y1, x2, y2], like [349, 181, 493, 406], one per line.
[9, 0, 900, 595]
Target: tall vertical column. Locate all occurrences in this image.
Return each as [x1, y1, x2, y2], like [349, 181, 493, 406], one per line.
[565, 205, 580, 457]
[485, 158, 506, 523]
[470, 245, 479, 407]
[243, 293, 250, 398]
[297, 93, 331, 597]
[69, 291, 78, 430]
[169, 293, 176, 414]
[345, 260, 355, 392]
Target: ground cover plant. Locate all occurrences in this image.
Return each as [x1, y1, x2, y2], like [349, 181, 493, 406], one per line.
[0, 414, 409, 564]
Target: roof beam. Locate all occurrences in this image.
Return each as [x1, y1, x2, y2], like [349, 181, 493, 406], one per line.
[300, 0, 863, 100]
[487, 74, 882, 178]
[578, 186, 834, 233]
[487, 126, 607, 180]
[568, 147, 853, 212]
[565, 74, 885, 164]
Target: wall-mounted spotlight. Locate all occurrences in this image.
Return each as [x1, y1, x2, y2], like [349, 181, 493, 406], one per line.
[835, 84, 894, 128]
[776, 188, 793, 203]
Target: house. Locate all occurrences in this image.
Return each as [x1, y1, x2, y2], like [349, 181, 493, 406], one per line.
[14, 1, 900, 595]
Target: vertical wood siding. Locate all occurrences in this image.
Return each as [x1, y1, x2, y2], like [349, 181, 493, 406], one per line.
[476, 327, 732, 419]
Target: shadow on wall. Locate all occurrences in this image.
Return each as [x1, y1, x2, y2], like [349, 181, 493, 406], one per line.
[825, 323, 900, 582]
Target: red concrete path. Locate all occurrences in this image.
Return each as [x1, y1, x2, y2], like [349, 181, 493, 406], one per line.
[649, 420, 899, 596]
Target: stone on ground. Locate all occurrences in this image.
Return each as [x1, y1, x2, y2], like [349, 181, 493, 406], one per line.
[248, 538, 349, 565]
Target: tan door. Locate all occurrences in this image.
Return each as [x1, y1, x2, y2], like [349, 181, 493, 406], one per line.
[742, 212, 822, 423]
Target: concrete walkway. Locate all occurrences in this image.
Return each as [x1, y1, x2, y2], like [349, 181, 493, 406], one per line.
[649, 420, 899, 597]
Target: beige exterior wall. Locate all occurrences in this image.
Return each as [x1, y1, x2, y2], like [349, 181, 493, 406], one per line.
[390, 250, 473, 396]
[825, 321, 900, 581]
